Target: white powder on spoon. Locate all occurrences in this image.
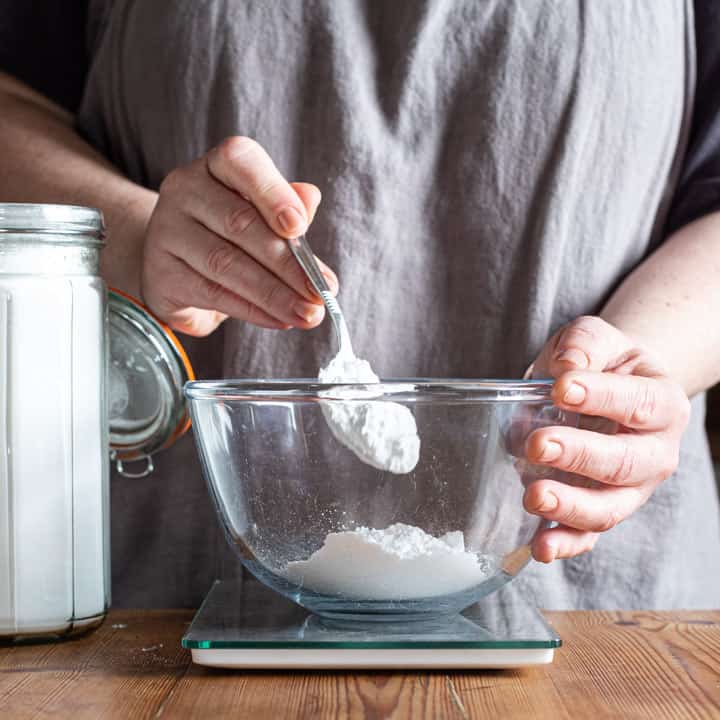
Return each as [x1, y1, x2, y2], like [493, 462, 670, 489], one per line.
[318, 352, 420, 474]
[285, 523, 493, 600]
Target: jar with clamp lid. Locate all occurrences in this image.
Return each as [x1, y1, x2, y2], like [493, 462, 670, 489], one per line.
[0, 203, 193, 641]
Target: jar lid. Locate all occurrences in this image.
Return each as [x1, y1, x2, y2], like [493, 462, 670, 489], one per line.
[0, 203, 105, 241]
[108, 289, 194, 474]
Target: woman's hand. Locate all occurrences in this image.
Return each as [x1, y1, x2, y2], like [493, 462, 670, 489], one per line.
[525, 316, 691, 562]
[141, 136, 337, 336]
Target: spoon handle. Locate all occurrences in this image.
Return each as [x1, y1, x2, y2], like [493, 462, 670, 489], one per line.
[288, 235, 354, 355]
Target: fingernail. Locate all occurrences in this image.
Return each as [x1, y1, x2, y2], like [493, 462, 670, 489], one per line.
[277, 207, 306, 236]
[539, 440, 562, 462]
[294, 300, 323, 323]
[554, 348, 589, 368]
[563, 382, 587, 405]
[537, 492, 559, 513]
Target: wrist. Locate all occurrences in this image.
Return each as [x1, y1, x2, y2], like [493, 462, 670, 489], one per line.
[99, 187, 157, 299]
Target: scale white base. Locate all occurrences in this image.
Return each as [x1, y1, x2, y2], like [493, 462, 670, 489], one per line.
[190, 646, 555, 669]
[183, 580, 560, 670]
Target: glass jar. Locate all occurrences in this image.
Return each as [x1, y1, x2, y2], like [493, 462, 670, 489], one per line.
[0, 203, 193, 641]
[0, 203, 108, 639]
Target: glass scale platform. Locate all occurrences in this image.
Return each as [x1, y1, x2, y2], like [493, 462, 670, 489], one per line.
[182, 579, 560, 669]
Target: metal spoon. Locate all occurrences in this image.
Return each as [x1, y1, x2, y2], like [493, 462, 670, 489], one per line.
[289, 235, 421, 474]
[288, 235, 354, 357]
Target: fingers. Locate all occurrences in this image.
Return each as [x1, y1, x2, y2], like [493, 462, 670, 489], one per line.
[521, 314, 690, 563]
[523, 478, 648, 533]
[206, 136, 309, 239]
[526, 425, 677, 487]
[146, 140, 340, 333]
[551, 370, 690, 432]
[289, 182, 340, 300]
[531, 526, 599, 563]
[174, 170, 337, 305]
[165, 220, 326, 329]
[532, 316, 634, 378]
[144, 253, 292, 334]
[503, 404, 579, 458]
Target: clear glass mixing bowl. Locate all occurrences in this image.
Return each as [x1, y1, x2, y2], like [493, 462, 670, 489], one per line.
[185, 380, 579, 622]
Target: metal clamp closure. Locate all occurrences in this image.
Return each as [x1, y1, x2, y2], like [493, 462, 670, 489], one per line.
[111, 452, 155, 479]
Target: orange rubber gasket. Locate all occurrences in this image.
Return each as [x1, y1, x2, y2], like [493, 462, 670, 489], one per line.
[109, 287, 195, 444]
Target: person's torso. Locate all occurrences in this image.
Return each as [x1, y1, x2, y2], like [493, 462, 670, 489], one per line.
[79, 0, 720, 609]
[80, 0, 688, 379]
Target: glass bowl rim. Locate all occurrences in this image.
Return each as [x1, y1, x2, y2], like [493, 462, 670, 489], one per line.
[184, 378, 555, 403]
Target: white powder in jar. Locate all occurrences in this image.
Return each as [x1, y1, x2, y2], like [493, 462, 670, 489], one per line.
[0, 275, 107, 635]
[318, 353, 420, 474]
[285, 523, 494, 600]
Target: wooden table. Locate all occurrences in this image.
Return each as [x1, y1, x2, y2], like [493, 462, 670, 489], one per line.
[1, 609, 719, 719]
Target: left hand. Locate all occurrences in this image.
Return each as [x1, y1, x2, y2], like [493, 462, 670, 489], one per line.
[524, 315, 691, 563]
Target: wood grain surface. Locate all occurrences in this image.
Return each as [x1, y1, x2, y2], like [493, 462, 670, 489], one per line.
[1, 609, 719, 719]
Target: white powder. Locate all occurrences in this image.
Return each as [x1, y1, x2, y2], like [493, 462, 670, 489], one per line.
[285, 523, 494, 600]
[0, 275, 107, 635]
[318, 352, 420, 474]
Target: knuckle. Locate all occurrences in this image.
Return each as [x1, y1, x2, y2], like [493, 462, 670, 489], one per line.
[566, 315, 603, 341]
[565, 444, 593, 476]
[205, 244, 237, 278]
[595, 508, 622, 533]
[276, 245, 303, 277]
[608, 442, 637, 485]
[628, 385, 657, 426]
[225, 204, 258, 236]
[575, 315, 603, 330]
[201, 276, 225, 304]
[218, 135, 259, 162]
[159, 167, 188, 196]
[254, 176, 281, 196]
[560, 499, 580, 527]
[259, 280, 284, 311]
[594, 386, 616, 416]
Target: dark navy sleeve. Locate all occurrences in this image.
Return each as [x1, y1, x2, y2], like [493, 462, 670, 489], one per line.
[0, 0, 89, 112]
[665, 1, 720, 235]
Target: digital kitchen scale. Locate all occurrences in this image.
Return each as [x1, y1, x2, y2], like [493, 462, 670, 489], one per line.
[182, 579, 560, 669]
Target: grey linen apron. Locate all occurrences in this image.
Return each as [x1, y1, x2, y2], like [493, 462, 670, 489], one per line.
[78, 0, 720, 608]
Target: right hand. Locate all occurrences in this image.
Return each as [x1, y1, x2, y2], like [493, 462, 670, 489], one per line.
[141, 136, 338, 336]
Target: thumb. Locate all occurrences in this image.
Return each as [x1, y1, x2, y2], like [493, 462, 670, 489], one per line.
[531, 316, 632, 379]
